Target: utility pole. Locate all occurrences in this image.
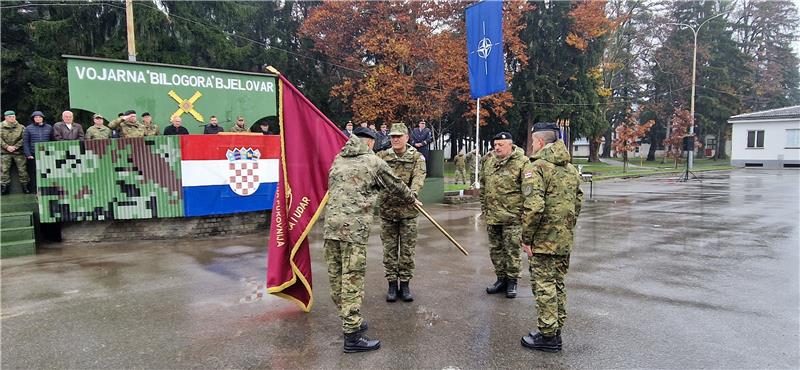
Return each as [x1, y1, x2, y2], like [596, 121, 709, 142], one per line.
[126, 0, 136, 61]
[669, 11, 728, 170]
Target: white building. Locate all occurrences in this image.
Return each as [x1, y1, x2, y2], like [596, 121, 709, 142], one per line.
[729, 106, 800, 169]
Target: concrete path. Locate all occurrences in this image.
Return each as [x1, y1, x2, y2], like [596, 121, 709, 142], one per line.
[2, 169, 798, 369]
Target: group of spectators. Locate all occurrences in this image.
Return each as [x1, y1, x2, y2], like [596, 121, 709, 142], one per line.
[342, 119, 433, 157]
[0, 108, 264, 194]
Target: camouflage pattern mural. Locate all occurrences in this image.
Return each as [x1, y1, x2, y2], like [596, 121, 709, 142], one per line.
[36, 137, 183, 222]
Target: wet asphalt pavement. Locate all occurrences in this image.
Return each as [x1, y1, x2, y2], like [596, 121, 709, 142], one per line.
[2, 169, 798, 369]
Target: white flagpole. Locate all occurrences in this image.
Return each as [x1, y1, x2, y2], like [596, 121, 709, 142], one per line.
[474, 98, 480, 189]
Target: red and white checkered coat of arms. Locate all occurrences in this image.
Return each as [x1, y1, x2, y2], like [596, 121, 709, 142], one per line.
[226, 147, 262, 196]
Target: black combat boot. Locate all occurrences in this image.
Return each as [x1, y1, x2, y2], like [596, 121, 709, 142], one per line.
[399, 281, 414, 302]
[386, 281, 398, 302]
[521, 331, 562, 352]
[529, 329, 561, 345]
[344, 331, 381, 353]
[505, 279, 518, 298]
[1, 185, 8, 195]
[21, 183, 31, 194]
[486, 277, 507, 294]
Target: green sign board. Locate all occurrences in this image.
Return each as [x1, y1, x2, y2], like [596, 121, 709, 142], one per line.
[66, 56, 277, 134]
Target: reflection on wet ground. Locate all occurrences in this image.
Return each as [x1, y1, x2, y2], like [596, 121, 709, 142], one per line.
[2, 169, 798, 368]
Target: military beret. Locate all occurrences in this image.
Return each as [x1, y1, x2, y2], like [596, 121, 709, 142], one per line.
[124, 110, 136, 115]
[389, 122, 408, 136]
[3, 110, 16, 116]
[141, 112, 151, 117]
[31, 111, 44, 118]
[532, 122, 560, 133]
[492, 132, 513, 141]
[353, 127, 377, 140]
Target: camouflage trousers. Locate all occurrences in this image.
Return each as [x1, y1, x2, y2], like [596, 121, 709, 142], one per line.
[454, 166, 468, 184]
[381, 217, 417, 282]
[530, 253, 571, 336]
[487, 224, 522, 279]
[324, 239, 367, 334]
[1, 153, 29, 186]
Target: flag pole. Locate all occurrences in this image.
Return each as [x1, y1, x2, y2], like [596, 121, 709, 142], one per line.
[415, 204, 469, 256]
[474, 98, 480, 189]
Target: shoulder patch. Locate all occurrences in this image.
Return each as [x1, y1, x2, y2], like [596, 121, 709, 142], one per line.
[524, 171, 533, 178]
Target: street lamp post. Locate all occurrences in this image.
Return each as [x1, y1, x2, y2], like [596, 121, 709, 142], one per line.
[669, 11, 728, 170]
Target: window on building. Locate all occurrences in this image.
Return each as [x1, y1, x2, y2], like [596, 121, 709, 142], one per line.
[787, 129, 800, 148]
[747, 130, 764, 148]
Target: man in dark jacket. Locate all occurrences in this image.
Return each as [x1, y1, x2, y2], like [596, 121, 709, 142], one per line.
[203, 115, 225, 134]
[373, 123, 390, 152]
[163, 116, 189, 135]
[23, 111, 54, 189]
[410, 120, 432, 159]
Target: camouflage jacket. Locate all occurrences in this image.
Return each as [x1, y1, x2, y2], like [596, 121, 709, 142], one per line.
[143, 122, 160, 136]
[454, 153, 466, 168]
[85, 125, 112, 140]
[465, 150, 481, 171]
[323, 135, 415, 243]
[479, 146, 529, 225]
[522, 141, 583, 255]
[1, 120, 25, 154]
[230, 124, 248, 133]
[377, 144, 426, 219]
[109, 117, 146, 138]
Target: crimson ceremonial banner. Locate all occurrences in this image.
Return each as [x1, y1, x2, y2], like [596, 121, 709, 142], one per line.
[266, 74, 348, 311]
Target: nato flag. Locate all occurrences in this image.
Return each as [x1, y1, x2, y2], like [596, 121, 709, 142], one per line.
[466, 0, 506, 99]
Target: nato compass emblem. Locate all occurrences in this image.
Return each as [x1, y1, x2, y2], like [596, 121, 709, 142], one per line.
[226, 147, 261, 196]
[472, 21, 502, 75]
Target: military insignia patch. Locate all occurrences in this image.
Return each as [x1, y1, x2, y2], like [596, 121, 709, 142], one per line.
[523, 185, 533, 196]
[524, 171, 533, 178]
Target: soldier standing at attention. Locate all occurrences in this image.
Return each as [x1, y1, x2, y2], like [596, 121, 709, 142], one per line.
[479, 132, 528, 299]
[410, 119, 432, 160]
[85, 114, 112, 140]
[453, 150, 467, 184]
[1, 110, 30, 194]
[323, 127, 419, 353]
[141, 112, 159, 136]
[520, 123, 583, 353]
[109, 110, 145, 138]
[377, 123, 426, 302]
[465, 148, 481, 186]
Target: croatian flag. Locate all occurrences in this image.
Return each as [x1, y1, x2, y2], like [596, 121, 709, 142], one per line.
[180, 135, 280, 217]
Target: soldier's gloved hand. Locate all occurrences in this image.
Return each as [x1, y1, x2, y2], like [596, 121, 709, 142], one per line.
[521, 243, 533, 258]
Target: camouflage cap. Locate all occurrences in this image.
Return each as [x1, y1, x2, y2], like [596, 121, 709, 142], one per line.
[492, 132, 513, 141]
[532, 122, 560, 133]
[389, 123, 408, 136]
[92, 113, 104, 119]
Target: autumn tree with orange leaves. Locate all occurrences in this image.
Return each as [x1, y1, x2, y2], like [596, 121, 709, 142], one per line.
[663, 108, 702, 168]
[299, 1, 529, 149]
[612, 111, 654, 173]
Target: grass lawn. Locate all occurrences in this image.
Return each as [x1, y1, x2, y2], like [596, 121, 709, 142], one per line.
[438, 156, 732, 191]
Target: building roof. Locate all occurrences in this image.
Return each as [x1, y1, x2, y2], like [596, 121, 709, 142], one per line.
[729, 105, 800, 121]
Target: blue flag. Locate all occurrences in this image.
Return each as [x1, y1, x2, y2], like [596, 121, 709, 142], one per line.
[466, 0, 506, 99]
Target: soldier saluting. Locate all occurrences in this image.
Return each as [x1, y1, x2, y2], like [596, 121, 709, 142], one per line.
[322, 127, 420, 353]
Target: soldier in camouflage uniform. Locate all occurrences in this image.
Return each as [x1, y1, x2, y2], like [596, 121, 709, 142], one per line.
[465, 148, 481, 186]
[453, 150, 467, 184]
[85, 114, 112, 140]
[1, 111, 30, 194]
[230, 116, 248, 132]
[479, 132, 528, 299]
[520, 122, 583, 353]
[323, 127, 418, 353]
[377, 123, 426, 302]
[141, 112, 160, 136]
[108, 110, 146, 138]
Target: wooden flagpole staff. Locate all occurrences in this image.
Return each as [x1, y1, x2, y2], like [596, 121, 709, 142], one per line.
[415, 204, 469, 256]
